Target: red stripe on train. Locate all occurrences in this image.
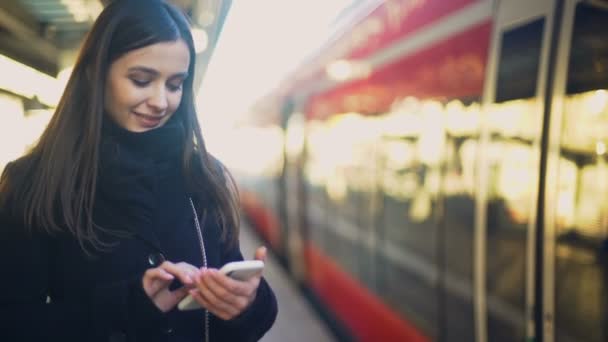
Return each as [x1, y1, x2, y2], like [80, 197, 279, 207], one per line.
[307, 21, 492, 120]
[305, 242, 430, 342]
[347, 0, 479, 60]
[240, 191, 428, 341]
[286, 0, 481, 94]
[240, 191, 281, 250]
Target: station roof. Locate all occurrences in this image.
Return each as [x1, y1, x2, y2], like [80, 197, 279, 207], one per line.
[0, 0, 230, 77]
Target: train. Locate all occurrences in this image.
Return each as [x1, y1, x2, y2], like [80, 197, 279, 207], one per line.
[228, 0, 608, 341]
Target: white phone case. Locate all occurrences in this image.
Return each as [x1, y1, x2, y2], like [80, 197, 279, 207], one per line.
[219, 260, 264, 281]
[177, 260, 265, 311]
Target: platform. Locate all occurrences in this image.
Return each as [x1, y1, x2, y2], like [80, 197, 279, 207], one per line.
[239, 223, 336, 342]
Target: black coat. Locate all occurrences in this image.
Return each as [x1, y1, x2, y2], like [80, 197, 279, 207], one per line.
[0, 119, 277, 341]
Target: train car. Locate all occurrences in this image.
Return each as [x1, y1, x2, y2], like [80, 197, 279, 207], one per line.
[234, 0, 608, 341]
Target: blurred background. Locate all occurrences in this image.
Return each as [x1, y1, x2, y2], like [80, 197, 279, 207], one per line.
[1, 0, 607, 341]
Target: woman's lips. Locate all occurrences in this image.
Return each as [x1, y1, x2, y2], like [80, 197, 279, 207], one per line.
[132, 111, 163, 128]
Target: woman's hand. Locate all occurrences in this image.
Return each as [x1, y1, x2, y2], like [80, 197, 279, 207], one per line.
[142, 261, 200, 312]
[189, 246, 267, 320]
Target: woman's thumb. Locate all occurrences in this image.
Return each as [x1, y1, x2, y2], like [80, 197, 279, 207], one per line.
[254, 246, 267, 262]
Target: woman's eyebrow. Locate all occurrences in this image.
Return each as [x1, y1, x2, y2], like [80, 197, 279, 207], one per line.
[169, 72, 189, 80]
[128, 66, 188, 79]
[128, 66, 159, 75]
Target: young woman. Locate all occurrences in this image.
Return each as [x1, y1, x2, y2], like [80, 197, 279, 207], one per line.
[0, 0, 277, 341]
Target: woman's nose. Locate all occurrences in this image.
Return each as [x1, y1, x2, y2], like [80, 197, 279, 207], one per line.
[148, 85, 168, 112]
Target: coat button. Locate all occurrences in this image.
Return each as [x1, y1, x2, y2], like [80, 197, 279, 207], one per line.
[162, 326, 173, 334]
[148, 252, 166, 267]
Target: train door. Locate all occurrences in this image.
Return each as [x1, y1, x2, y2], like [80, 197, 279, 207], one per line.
[543, 1, 608, 341]
[276, 99, 296, 265]
[283, 104, 308, 283]
[479, 0, 557, 341]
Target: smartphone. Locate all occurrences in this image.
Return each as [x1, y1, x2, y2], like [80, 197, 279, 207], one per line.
[177, 260, 265, 311]
[219, 260, 264, 281]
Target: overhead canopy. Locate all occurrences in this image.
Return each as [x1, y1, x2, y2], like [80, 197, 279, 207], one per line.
[0, 0, 231, 78]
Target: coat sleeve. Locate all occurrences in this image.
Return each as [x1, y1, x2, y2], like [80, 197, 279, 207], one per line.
[209, 230, 278, 342]
[0, 221, 85, 341]
[0, 159, 166, 341]
[0, 214, 169, 342]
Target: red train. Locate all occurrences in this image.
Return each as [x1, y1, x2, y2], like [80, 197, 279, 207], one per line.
[233, 0, 608, 341]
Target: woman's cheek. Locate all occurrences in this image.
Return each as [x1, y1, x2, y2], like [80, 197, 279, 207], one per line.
[170, 92, 183, 110]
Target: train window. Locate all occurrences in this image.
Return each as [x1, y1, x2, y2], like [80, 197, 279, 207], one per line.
[304, 114, 379, 290]
[376, 99, 444, 338]
[303, 121, 337, 260]
[441, 99, 481, 342]
[565, 4, 608, 94]
[486, 16, 548, 342]
[554, 3, 608, 342]
[495, 18, 545, 103]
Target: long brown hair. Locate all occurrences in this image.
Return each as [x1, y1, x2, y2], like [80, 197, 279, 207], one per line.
[0, 0, 239, 251]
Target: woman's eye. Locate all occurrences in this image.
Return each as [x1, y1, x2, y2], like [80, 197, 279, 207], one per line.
[167, 83, 183, 92]
[130, 79, 150, 87]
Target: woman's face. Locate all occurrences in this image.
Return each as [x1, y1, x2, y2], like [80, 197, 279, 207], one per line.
[104, 40, 190, 132]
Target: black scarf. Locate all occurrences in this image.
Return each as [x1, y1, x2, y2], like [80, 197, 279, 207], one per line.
[94, 115, 186, 243]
